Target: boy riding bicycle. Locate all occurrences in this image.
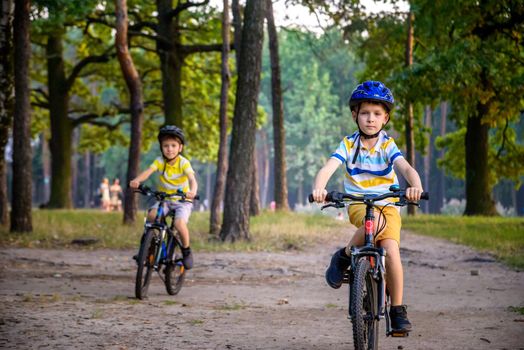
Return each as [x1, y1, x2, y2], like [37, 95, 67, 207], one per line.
[311, 81, 423, 333]
[130, 125, 198, 270]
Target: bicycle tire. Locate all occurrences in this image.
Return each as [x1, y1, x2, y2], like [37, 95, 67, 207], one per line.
[135, 229, 158, 300]
[164, 233, 186, 295]
[350, 258, 379, 350]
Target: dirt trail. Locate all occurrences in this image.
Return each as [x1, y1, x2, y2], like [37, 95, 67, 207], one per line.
[0, 231, 523, 350]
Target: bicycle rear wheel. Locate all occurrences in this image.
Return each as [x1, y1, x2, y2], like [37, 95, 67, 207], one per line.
[135, 229, 158, 300]
[164, 234, 186, 295]
[350, 258, 379, 350]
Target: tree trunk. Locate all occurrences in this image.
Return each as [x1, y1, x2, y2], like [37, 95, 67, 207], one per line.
[405, 9, 416, 216]
[47, 32, 73, 209]
[250, 149, 261, 216]
[259, 129, 269, 208]
[210, 0, 231, 236]
[423, 105, 431, 213]
[266, 0, 289, 211]
[83, 151, 90, 208]
[115, 0, 144, 224]
[220, 0, 265, 242]
[0, 0, 13, 225]
[464, 99, 497, 216]
[156, 0, 183, 126]
[433, 101, 447, 213]
[231, 0, 242, 67]
[10, 0, 32, 232]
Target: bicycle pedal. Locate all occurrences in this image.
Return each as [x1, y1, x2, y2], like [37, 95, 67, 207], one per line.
[389, 331, 409, 337]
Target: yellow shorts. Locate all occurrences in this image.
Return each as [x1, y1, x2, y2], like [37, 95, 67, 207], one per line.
[348, 204, 402, 245]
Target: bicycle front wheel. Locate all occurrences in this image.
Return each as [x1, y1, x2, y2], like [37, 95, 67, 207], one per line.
[164, 234, 186, 295]
[350, 258, 379, 350]
[135, 229, 158, 300]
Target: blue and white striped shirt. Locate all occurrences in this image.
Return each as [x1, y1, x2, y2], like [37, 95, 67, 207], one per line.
[331, 131, 404, 204]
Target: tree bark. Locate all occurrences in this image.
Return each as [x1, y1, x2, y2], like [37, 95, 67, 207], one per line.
[115, 0, 144, 224]
[266, 0, 289, 211]
[156, 0, 183, 126]
[210, 0, 231, 236]
[46, 32, 74, 209]
[220, 0, 265, 242]
[250, 149, 261, 216]
[433, 101, 447, 213]
[464, 70, 497, 216]
[231, 0, 242, 67]
[0, 0, 13, 225]
[10, 0, 32, 232]
[405, 9, 416, 216]
[259, 129, 269, 208]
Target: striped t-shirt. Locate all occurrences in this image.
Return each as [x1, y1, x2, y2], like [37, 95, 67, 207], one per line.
[330, 131, 404, 204]
[149, 156, 194, 201]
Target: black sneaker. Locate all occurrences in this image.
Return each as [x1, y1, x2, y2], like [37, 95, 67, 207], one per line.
[132, 254, 138, 261]
[325, 248, 351, 289]
[389, 305, 412, 332]
[181, 247, 193, 270]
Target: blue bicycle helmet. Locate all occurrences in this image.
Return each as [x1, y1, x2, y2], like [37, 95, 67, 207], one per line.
[158, 125, 185, 145]
[349, 81, 394, 112]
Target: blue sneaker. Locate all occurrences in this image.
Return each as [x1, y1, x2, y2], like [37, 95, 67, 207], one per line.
[389, 305, 412, 333]
[325, 248, 351, 289]
[181, 247, 193, 270]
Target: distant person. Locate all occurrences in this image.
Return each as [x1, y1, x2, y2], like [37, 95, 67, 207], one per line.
[130, 125, 198, 270]
[311, 81, 424, 335]
[99, 178, 111, 212]
[110, 178, 123, 211]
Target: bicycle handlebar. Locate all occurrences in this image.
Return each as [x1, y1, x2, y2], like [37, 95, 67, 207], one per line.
[133, 184, 200, 201]
[308, 190, 429, 205]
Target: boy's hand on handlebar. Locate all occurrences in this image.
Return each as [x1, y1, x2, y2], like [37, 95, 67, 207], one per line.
[405, 187, 423, 201]
[185, 191, 197, 200]
[312, 188, 328, 203]
[129, 180, 140, 189]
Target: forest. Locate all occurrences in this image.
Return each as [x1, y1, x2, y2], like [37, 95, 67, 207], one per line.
[2, 0, 523, 237]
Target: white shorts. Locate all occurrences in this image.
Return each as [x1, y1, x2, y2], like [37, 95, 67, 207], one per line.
[150, 201, 193, 223]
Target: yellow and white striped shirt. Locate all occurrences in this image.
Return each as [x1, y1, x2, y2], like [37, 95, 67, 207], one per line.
[149, 156, 194, 200]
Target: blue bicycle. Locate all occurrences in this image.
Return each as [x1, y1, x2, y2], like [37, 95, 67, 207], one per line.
[134, 184, 198, 300]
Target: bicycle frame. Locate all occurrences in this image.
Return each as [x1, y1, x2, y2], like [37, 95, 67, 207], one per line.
[143, 201, 183, 271]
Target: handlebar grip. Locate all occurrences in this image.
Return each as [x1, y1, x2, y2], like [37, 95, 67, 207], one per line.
[421, 192, 429, 200]
[308, 194, 314, 203]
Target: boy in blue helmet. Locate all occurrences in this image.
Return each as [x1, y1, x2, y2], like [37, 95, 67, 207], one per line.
[311, 81, 424, 333]
[130, 125, 198, 269]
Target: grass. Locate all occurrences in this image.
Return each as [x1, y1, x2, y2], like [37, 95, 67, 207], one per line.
[402, 215, 524, 269]
[0, 209, 349, 252]
[0, 209, 522, 269]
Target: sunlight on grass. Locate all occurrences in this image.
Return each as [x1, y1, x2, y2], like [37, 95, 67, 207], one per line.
[0, 209, 350, 253]
[403, 215, 524, 269]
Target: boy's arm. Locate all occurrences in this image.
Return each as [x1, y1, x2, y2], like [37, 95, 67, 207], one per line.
[129, 167, 155, 189]
[312, 158, 340, 202]
[186, 172, 198, 199]
[394, 158, 424, 201]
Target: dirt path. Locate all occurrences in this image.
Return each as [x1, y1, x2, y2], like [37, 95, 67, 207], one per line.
[1, 231, 523, 350]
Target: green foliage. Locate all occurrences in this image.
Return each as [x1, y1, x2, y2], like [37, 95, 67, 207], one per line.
[260, 29, 360, 197]
[403, 215, 524, 269]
